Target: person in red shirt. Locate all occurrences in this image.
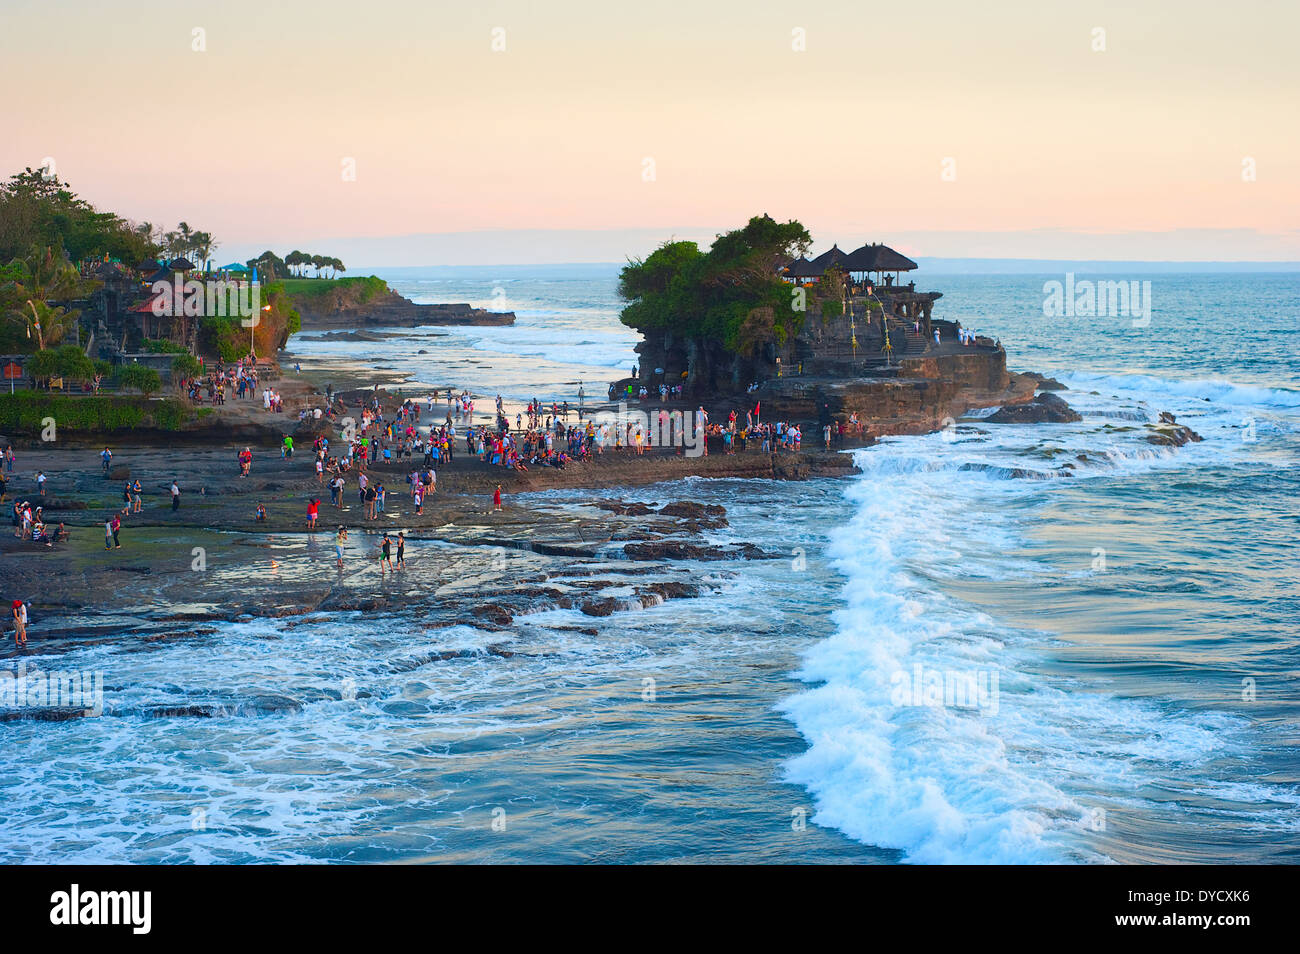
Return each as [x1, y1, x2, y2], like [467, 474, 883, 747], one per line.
[493, 485, 503, 512]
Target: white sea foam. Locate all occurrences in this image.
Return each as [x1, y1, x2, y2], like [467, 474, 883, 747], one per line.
[779, 417, 1262, 863]
[1060, 370, 1300, 410]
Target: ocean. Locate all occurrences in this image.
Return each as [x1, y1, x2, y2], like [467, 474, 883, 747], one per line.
[2, 268, 1296, 863]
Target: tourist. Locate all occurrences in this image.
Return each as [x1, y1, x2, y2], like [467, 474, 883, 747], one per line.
[379, 532, 393, 576]
[36, 471, 46, 496]
[335, 525, 348, 569]
[104, 516, 114, 550]
[171, 481, 181, 511]
[4, 447, 13, 473]
[307, 497, 320, 529]
[132, 479, 143, 512]
[255, 503, 267, 522]
[100, 447, 112, 477]
[110, 512, 121, 549]
[11, 599, 27, 648]
[395, 532, 406, 570]
[493, 484, 503, 512]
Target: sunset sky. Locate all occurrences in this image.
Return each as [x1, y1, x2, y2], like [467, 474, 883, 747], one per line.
[4, 0, 1297, 264]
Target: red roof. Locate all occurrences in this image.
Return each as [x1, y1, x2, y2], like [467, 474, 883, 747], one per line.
[129, 293, 169, 314]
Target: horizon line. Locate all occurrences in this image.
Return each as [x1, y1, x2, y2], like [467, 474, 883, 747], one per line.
[346, 257, 1300, 271]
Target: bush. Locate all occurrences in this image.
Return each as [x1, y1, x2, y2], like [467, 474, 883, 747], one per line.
[171, 353, 202, 379]
[0, 392, 194, 434]
[26, 350, 59, 384]
[54, 344, 94, 384]
[144, 338, 188, 355]
[199, 315, 246, 362]
[116, 363, 162, 396]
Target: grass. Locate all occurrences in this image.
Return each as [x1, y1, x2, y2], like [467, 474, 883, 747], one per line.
[280, 276, 389, 303]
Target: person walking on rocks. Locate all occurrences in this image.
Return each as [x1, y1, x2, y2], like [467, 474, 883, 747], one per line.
[493, 484, 503, 512]
[334, 526, 348, 569]
[11, 599, 27, 648]
[171, 481, 181, 511]
[100, 447, 112, 478]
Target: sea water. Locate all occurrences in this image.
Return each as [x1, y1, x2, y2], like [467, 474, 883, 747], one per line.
[1, 269, 1295, 863]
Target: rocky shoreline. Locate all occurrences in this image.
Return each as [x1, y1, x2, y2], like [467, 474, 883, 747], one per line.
[0, 342, 1153, 687]
[293, 287, 514, 330]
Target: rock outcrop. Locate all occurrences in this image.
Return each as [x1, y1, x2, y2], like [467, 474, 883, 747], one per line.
[986, 391, 1082, 424]
[294, 285, 514, 329]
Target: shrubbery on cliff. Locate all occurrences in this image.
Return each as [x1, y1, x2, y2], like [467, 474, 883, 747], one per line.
[198, 281, 299, 361]
[618, 215, 810, 351]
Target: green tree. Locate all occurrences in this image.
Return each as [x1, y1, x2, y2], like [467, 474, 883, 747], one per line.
[54, 344, 94, 387]
[618, 214, 811, 350]
[117, 363, 161, 397]
[26, 349, 59, 387]
[0, 169, 160, 264]
[191, 231, 217, 268]
[171, 352, 202, 381]
[246, 250, 287, 281]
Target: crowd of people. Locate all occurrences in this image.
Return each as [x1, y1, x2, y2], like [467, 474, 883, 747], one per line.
[176, 356, 265, 406]
[3, 378, 869, 626]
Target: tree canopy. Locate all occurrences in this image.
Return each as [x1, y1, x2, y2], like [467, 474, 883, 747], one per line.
[0, 168, 160, 264]
[618, 214, 811, 350]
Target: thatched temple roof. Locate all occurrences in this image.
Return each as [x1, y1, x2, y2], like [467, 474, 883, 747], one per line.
[809, 244, 850, 270]
[843, 243, 918, 272]
[784, 257, 822, 278]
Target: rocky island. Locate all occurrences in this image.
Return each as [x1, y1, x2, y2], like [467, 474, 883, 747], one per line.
[286, 275, 515, 330]
[613, 214, 1039, 437]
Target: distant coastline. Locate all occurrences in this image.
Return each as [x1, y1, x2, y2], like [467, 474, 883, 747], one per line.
[335, 259, 1300, 279]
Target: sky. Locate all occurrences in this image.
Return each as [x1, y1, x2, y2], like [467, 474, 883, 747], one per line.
[3, 0, 1298, 265]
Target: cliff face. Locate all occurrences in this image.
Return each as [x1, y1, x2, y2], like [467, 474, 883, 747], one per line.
[292, 282, 514, 329]
[744, 359, 1032, 438]
[634, 329, 765, 394]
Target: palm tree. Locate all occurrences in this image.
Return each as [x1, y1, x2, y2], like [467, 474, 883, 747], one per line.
[192, 231, 217, 270]
[174, 222, 194, 261]
[14, 299, 79, 350]
[2, 247, 93, 350]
